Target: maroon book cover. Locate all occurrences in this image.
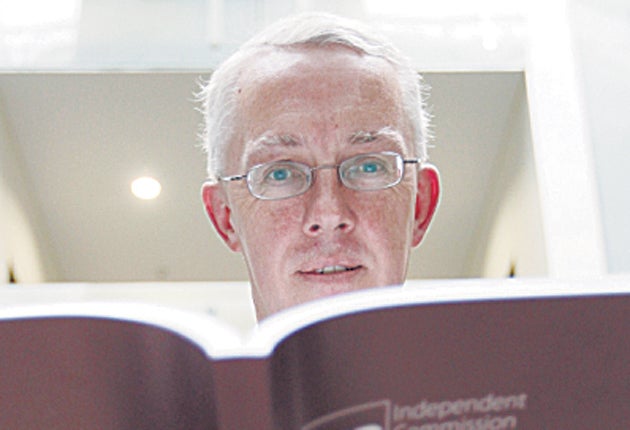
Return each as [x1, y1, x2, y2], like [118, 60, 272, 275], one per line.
[0, 281, 628, 429]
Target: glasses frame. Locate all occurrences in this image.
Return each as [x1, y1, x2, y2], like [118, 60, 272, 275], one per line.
[217, 151, 420, 201]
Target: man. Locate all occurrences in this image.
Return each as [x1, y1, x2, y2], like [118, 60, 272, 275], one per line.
[201, 12, 440, 320]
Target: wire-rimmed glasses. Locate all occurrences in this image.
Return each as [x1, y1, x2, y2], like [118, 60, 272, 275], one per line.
[218, 151, 420, 201]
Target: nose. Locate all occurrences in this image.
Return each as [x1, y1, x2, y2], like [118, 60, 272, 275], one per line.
[302, 168, 355, 237]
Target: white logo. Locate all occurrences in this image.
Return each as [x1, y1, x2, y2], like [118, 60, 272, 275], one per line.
[302, 400, 391, 430]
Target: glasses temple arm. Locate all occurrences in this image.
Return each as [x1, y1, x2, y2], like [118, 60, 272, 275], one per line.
[218, 174, 247, 182]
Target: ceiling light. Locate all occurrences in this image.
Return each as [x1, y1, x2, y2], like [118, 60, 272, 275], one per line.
[131, 176, 161, 200]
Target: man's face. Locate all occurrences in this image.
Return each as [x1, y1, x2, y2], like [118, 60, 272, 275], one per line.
[203, 46, 439, 319]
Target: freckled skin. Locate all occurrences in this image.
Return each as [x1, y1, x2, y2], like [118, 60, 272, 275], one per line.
[203, 45, 439, 320]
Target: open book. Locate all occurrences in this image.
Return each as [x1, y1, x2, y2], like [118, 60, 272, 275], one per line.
[0, 278, 628, 429]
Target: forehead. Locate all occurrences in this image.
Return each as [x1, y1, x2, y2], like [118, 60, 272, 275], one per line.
[232, 45, 406, 150]
[238, 44, 399, 96]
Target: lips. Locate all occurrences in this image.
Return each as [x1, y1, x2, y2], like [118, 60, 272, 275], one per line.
[300, 265, 363, 275]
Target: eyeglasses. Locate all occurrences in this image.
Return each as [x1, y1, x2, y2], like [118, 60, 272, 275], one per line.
[218, 151, 420, 200]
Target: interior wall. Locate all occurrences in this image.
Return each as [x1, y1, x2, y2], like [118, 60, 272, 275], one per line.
[0, 102, 58, 283]
[466, 79, 547, 278]
[570, 0, 630, 274]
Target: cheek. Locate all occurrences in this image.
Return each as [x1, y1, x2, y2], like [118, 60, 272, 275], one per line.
[232, 195, 303, 252]
[357, 186, 415, 248]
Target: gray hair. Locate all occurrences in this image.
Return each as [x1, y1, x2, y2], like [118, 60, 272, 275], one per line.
[199, 12, 431, 180]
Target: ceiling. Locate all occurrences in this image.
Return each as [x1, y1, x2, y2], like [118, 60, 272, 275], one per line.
[0, 71, 524, 282]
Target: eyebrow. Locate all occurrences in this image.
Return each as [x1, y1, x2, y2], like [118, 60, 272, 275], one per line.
[349, 126, 405, 146]
[248, 133, 303, 148]
[245, 126, 406, 162]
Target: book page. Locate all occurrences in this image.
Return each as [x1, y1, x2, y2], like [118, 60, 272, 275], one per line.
[247, 276, 630, 357]
[0, 310, 220, 429]
[0, 301, 245, 354]
[265, 293, 629, 429]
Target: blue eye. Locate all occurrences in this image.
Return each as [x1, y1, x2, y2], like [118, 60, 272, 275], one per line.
[361, 162, 380, 173]
[270, 168, 289, 181]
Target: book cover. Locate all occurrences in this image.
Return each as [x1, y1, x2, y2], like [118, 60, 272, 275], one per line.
[0, 279, 628, 429]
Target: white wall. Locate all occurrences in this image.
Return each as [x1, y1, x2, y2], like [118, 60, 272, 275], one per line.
[0, 104, 58, 282]
[570, 0, 630, 274]
[466, 78, 547, 277]
[524, 0, 606, 277]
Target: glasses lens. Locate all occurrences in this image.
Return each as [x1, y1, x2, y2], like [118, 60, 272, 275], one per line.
[247, 161, 311, 200]
[340, 152, 403, 190]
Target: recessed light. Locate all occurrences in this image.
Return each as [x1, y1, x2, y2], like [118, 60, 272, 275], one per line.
[131, 176, 161, 200]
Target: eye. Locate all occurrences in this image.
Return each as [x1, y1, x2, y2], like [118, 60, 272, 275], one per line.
[344, 156, 389, 179]
[256, 162, 306, 187]
[267, 167, 291, 182]
[340, 153, 402, 190]
[359, 161, 382, 174]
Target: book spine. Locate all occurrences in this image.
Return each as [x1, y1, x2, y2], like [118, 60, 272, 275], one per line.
[212, 359, 274, 429]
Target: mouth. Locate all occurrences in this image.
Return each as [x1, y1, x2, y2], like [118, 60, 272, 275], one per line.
[299, 265, 363, 275]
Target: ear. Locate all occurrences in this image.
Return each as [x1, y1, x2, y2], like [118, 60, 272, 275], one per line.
[411, 164, 441, 247]
[201, 181, 242, 252]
